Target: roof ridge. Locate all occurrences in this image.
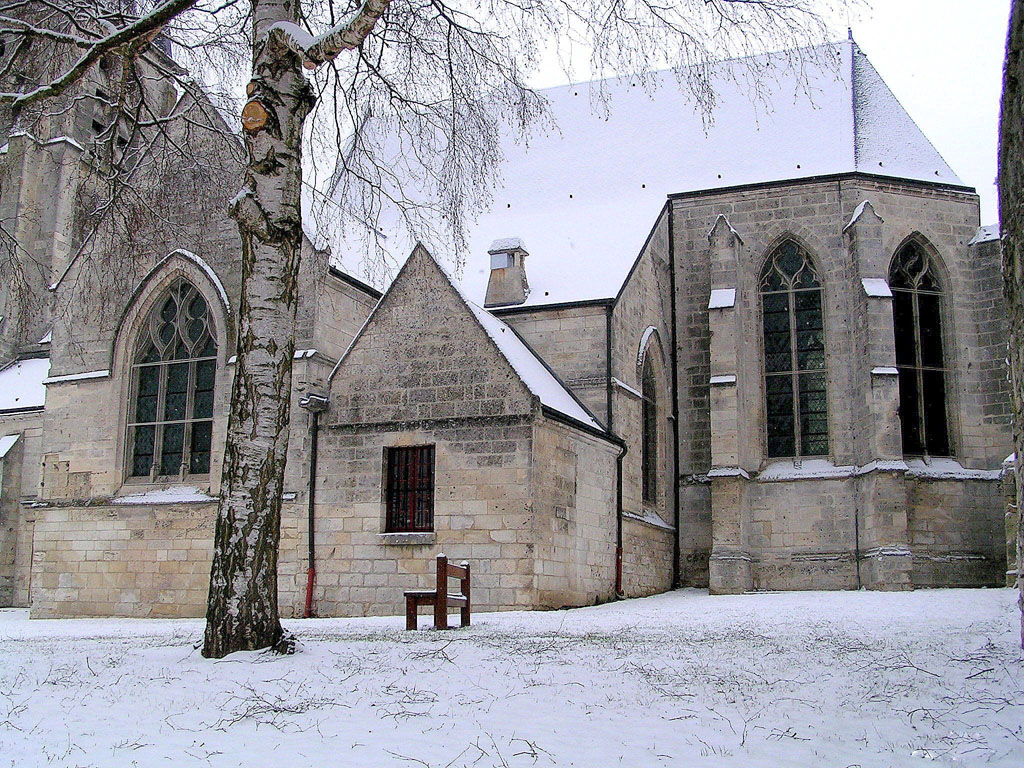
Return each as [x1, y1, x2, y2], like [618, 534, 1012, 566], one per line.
[535, 39, 846, 95]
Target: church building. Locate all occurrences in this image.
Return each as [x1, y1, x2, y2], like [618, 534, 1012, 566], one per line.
[0, 39, 1011, 618]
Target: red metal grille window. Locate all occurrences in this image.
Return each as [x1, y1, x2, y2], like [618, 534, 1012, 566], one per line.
[385, 445, 435, 532]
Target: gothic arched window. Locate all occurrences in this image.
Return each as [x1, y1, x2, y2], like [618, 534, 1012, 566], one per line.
[127, 279, 217, 479]
[889, 241, 950, 456]
[760, 240, 828, 458]
[641, 356, 658, 504]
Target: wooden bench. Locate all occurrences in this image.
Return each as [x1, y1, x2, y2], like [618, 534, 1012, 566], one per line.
[405, 554, 471, 630]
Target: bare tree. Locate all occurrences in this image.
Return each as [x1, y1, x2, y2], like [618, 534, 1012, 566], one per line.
[999, 0, 1024, 649]
[0, 0, 834, 657]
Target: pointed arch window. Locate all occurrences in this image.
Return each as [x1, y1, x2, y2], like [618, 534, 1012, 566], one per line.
[127, 279, 217, 479]
[889, 242, 950, 456]
[760, 241, 828, 458]
[641, 356, 658, 504]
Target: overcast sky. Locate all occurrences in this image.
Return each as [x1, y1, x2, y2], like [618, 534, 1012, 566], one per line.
[847, 0, 1010, 223]
[525, 0, 1011, 225]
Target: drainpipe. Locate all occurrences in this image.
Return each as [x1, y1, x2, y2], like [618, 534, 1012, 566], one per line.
[853, 493, 863, 589]
[667, 202, 681, 588]
[299, 393, 329, 618]
[615, 443, 628, 598]
[605, 304, 628, 598]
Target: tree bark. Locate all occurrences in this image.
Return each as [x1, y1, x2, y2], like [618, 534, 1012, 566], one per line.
[202, 0, 314, 658]
[202, 0, 390, 659]
[999, 0, 1024, 650]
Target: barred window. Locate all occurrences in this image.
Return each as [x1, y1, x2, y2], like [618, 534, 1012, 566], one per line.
[127, 280, 216, 479]
[760, 240, 829, 458]
[889, 242, 951, 456]
[385, 445, 435, 532]
[641, 357, 658, 504]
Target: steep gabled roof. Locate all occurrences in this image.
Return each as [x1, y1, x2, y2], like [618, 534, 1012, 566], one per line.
[343, 41, 967, 308]
[459, 40, 963, 306]
[454, 276, 605, 434]
[332, 245, 606, 434]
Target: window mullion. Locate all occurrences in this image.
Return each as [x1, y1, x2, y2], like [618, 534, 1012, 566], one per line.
[182, 360, 196, 478]
[408, 449, 415, 532]
[788, 285, 801, 457]
[127, 366, 138, 476]
[152, 362, 167, 480]
[911, 290, 928, 455]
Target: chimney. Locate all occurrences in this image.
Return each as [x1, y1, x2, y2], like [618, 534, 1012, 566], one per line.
[484, 238, 530, 307]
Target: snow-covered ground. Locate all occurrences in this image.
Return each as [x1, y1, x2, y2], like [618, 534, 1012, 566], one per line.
[1, 589, 1021, 767]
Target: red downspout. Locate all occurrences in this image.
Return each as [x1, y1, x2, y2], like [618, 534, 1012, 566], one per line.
[304, 565, 315, 618]
[300, 395, 327, 617]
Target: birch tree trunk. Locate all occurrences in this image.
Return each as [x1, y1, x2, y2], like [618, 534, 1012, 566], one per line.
[999, 0, 1024, 650]
[202, 0, 313, 658]
[202, 0, 390, 659]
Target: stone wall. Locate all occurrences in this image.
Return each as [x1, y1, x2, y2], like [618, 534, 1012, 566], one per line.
[498, 303, 610, 422]
[29, 500, 215, 618]
[1005, 464, 1019, 588]
[0, 410, 43, 606]
[672, 175, 1011, 593]
[906, 476, 1006, 587]
[606, 207, 686, 589]
[303, 418, 536, 617]
[621, 516, 674, 597]
[311, 273, 381, 364]
[744, 476, 859, 591]
[532, 420, 618, 607]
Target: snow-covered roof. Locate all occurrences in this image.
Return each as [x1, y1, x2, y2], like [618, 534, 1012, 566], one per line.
[969, 224, 1000, 245]
[467, 299, 603, 432]
[442, 259, 605, 433]
[0, 357, 50, 412]
[345, 40, 964, 307]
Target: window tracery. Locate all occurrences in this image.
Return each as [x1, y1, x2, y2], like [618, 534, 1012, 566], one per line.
[889, 241, 950, 456]
[127, 279, 217, 479]
[759, 240, 828, 458]
[641, 357, 658, 504]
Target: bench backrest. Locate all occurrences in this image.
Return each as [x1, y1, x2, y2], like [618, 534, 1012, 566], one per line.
[436, 554, 470, 594]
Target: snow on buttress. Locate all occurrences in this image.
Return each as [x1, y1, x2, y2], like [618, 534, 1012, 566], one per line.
[341, 41, 964, 308]
[708, 288, 736, 309]
[969, 223, 1000, 245]
[0, 357, 49, 412]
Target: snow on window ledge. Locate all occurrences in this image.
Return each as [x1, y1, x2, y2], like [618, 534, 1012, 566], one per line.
[757, 459, 911, 482]
[377, 532, 436, 546]
[112, 486, 215, 505]
[903, 458, 1003, 481]
[758, 459, 855, 482]
[708, 467, 750, 480]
